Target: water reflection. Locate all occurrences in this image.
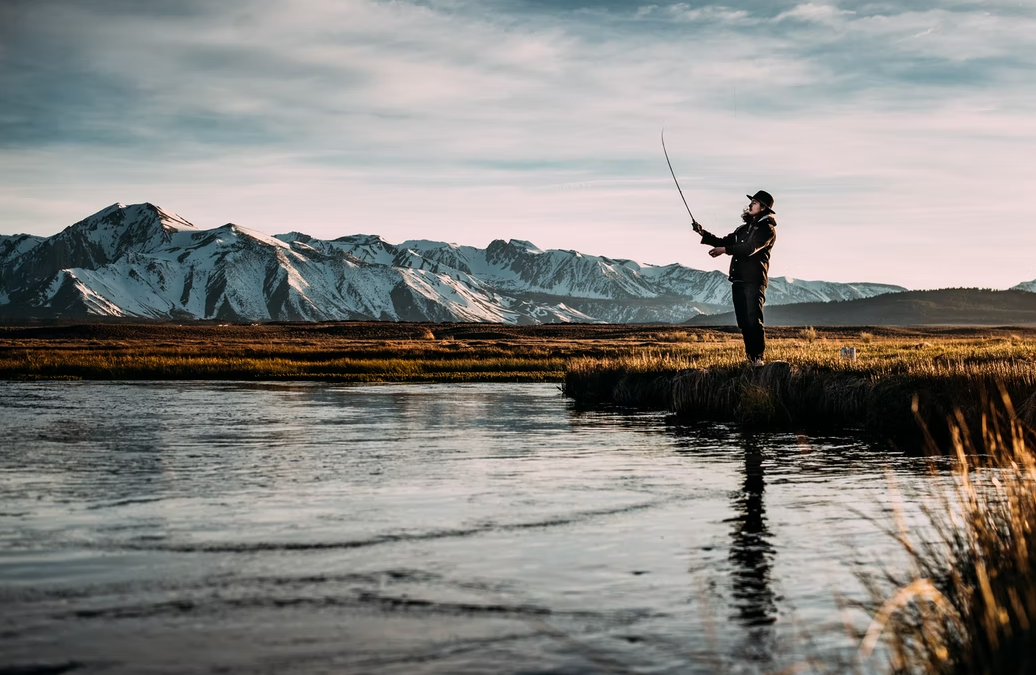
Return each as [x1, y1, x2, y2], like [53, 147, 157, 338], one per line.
[727, 435, 778, 668]
[728, 436, 776, 628]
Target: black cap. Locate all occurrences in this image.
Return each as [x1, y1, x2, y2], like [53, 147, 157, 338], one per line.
[746, 190, 775, 212]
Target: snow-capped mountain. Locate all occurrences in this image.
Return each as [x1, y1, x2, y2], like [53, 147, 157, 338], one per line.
[0, 202, 908, 323]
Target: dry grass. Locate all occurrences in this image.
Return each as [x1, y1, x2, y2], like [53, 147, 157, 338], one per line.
[2, 345, 570, 382]
[0, 322, 724, 383]
[564, 334, 1036, 440]
[855, 396, 1036, 674]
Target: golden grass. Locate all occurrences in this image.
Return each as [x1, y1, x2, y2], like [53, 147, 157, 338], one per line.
[856, 397, 1036, 674]
[2, 324, 1035, 400]
[2, 349, 567, 382]
[565, 335, 1036, 387]
[563, 335, 1036, 439]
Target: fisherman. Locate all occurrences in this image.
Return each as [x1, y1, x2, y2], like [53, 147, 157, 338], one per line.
[692, 191, 777, 367]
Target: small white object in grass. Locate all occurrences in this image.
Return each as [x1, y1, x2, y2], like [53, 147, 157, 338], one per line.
[840, 347, 858, 360]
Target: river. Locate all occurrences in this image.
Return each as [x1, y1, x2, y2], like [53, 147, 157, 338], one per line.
[0, 382, 943, 674]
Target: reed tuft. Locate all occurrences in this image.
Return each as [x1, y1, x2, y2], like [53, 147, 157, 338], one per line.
[857, 397, 1036, 674]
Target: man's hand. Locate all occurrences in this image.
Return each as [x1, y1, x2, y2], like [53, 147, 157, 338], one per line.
[692, 220, 703, 234]
[709, 247, 726, 258]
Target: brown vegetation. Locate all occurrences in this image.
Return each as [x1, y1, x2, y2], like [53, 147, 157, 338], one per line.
[0, 321, 744, 383]
[564, 329, 1036, 441]
[856, 399, 1036, 674]
[0, 323, 1031, 381]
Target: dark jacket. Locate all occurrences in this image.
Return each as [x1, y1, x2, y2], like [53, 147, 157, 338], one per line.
[699, 213, 777, 286]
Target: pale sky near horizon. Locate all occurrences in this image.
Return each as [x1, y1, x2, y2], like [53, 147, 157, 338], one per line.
[2, 0, 1034, 289]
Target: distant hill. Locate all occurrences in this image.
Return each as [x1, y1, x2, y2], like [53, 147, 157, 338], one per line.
[686, 288, 1036, 326]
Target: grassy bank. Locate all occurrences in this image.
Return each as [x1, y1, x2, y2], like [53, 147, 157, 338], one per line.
[564, 331, 1036, 441]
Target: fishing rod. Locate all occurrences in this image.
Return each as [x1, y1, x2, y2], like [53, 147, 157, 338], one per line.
[661, 129, 702, 233]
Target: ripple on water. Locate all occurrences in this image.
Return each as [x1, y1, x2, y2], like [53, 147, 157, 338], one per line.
[0, 381, 940, 674]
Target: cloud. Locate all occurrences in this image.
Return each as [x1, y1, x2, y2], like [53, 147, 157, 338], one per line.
[775, 3, 855, 24]
[664, 4, 754, 23]
[1, 0, 1036, 288]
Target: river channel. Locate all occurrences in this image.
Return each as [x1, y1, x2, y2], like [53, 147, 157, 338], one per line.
[0, 382, 944, 674]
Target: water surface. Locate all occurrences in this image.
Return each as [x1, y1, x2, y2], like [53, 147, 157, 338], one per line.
[0, 382, 940, 674]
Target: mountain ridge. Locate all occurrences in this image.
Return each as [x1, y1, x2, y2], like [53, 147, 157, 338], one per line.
[0, 202, 929, 323]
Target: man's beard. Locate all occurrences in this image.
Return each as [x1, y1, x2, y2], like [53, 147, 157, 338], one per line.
[742, 209, 753, 223]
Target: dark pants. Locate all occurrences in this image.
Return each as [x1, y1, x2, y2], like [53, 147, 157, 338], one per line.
[732, 282, 766, 359]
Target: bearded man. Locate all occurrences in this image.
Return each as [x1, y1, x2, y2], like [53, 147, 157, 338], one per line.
[693, 191, 777, 366]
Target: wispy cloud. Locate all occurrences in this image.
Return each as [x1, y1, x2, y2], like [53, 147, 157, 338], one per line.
[1, 0, 1035, 288]
[775, 3, 854, 24]
[661, 4, 755, 23]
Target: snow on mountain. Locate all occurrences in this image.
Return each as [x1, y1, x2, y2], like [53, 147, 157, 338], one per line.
[1011, 279, 1036, 293]
[765, 277, 907, 305]
[389, 239, 902, 307]
[1, 202, 197, 293]
[0, 202, 907, 323]
[0, 233, 45, 267]
[0, 234, 46, 303]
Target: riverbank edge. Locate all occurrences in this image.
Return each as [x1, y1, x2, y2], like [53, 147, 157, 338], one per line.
[2, 371, 563, 383]
[562, 361, 1036, 444]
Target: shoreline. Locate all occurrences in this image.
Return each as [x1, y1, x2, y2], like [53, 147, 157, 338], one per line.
[564, 358, 1036, 445]
[3, 322, 1036, 443]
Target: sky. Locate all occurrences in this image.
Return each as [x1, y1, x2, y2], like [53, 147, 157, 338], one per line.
[1, 0, 1034, 289]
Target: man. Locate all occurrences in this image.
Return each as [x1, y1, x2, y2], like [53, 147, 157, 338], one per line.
[693, 190, 777, 367]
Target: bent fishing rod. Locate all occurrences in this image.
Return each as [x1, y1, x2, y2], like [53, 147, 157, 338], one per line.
[661, 129, 702, 233]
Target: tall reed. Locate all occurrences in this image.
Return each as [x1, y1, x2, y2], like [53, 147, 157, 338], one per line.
[857, 395, 1036, 674]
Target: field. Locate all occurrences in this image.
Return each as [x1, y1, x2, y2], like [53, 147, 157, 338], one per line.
[0, 321, 676, 382]
[0, 322, 1032, 379]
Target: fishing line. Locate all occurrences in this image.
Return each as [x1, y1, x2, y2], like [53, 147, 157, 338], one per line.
[661, 129, 699, 229]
